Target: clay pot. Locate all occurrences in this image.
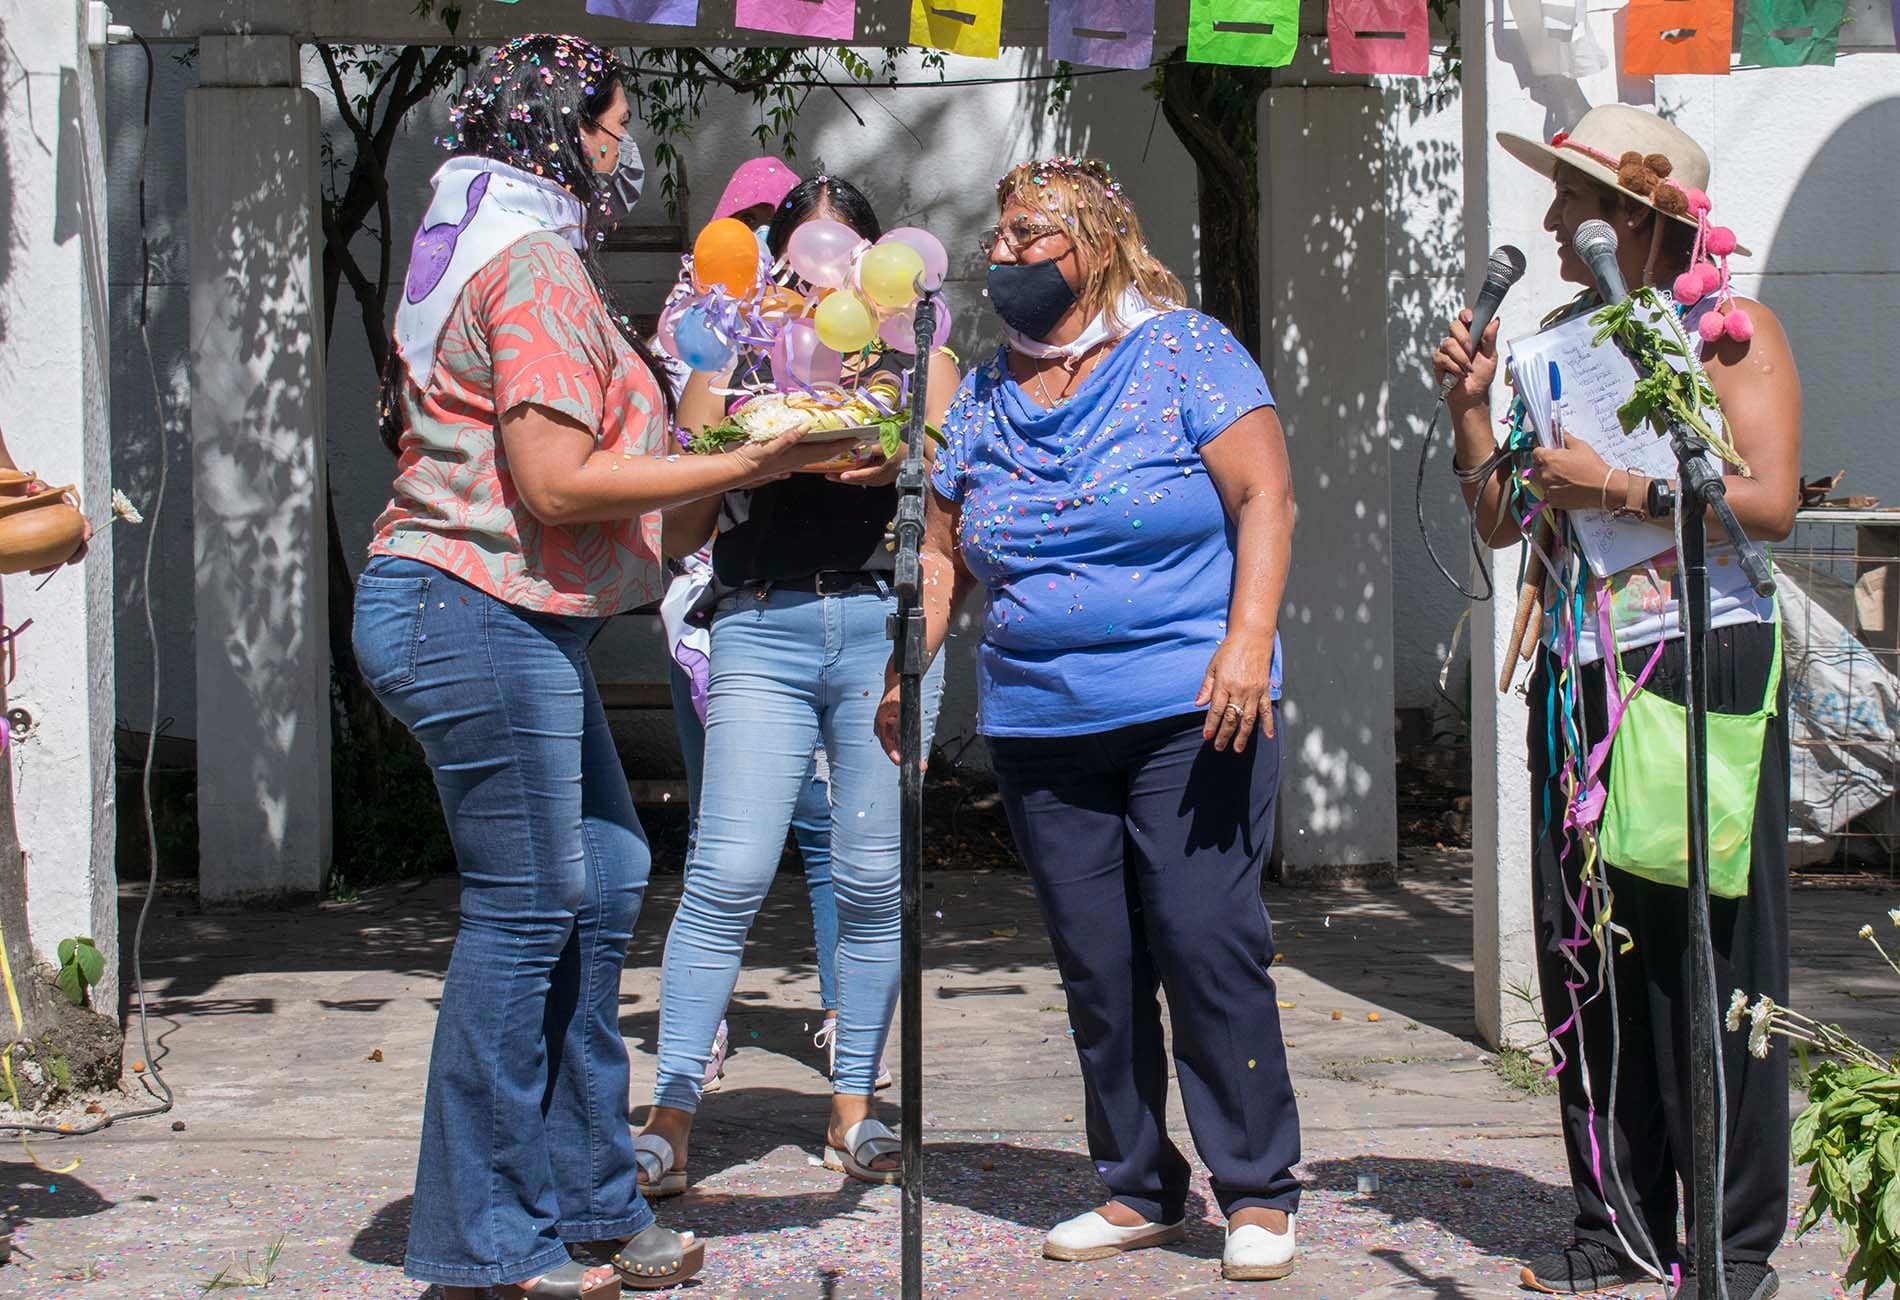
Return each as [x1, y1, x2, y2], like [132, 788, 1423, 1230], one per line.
[0, 482, 86, 574]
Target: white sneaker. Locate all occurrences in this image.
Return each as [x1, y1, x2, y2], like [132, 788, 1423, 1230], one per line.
[1223, 1214, 1297, 1281]
[1043, 1210, 1186, 1262]
[818, 1016, 894, 1090]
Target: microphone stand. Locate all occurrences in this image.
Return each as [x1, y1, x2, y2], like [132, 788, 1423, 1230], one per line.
[1665, 413, 1774, 1300]
[888, 287, 937, 1300]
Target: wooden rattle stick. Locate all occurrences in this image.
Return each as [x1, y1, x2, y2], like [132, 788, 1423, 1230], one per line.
[1499, 517, 1554, 693]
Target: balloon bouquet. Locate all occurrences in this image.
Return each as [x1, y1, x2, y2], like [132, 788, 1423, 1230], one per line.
[662, 216, 952, 473]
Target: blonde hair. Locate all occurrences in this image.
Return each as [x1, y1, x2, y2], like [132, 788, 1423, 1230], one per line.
[995, 157, 1184, 329]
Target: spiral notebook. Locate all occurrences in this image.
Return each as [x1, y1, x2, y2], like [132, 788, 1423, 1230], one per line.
[1506, 310, 1678, 579]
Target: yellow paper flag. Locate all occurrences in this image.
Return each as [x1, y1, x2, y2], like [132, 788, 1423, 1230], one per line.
[911, 0, 1003, 56]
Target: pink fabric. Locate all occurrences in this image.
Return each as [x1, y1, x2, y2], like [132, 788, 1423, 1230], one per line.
[711, 157, 801, 223]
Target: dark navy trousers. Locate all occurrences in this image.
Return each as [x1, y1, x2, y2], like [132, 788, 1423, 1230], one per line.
[991, 710, 1302, 1222]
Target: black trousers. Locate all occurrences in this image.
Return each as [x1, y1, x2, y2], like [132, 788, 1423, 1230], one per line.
[991, 710, 1301, 1222]
[1528, 621, 1791, 1266]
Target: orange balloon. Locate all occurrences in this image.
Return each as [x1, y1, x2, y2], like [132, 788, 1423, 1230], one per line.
[760, 285, 806, 320]
[693, 218, 761, 298]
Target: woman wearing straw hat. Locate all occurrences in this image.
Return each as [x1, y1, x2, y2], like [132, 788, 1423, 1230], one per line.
[1435, 105, 1800, 1300]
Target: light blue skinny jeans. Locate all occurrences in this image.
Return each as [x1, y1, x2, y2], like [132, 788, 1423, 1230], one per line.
[668, 660, 839, 1010]
[652, 584, 942, 1110]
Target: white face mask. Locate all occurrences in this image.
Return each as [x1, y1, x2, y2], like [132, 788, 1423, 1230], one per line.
[755, 225, 773, 256]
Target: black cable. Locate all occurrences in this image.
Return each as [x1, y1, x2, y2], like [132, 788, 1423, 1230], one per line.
[2, 30, 174, 1139]
[1414, 402, 1494, 602]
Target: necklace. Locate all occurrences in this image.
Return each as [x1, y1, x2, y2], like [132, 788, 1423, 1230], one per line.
[1025, 343, 1105, 409]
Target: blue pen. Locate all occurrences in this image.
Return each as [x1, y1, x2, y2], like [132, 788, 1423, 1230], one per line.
[1549, 361, 1565, 447]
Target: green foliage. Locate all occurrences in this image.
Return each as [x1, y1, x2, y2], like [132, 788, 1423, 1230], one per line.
[1793, 1059, 1900, 1297]
[1589, 289, 1748, 472]
[199, 1236, 286, 1293]
[1487, 1045, 1558, 1097]
[54, 937, 104, 1008]
[624, 48, 946, 217]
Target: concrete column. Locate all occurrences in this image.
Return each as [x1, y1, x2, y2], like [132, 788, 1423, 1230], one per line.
[0, 0, 120, 1010]
[188, 34, 331, 900]
[1461, 1, 1624, 1047]
[1262, 83, 1398, 876]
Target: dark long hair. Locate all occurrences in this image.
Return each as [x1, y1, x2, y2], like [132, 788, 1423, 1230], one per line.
[379, 34, 676, 452]
[765, 175, 882, 262]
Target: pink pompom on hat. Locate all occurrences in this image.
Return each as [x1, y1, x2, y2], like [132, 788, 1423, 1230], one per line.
[711, 157, 801, 223]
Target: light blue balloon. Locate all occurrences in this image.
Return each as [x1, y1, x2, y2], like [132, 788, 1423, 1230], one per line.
[675, 307, 734, 373]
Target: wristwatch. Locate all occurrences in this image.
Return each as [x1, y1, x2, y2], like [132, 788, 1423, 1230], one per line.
[1646, 477, 1677, 520]
[1612, 472, 1650, 520]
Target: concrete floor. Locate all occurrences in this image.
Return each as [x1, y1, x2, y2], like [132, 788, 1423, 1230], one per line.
[1, 852, 1892, 1298]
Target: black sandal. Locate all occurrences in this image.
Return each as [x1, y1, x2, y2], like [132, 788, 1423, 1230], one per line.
[572, 1224, 705, 1292]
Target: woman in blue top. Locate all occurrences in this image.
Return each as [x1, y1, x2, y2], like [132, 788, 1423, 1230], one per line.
[878, 156, 1302, 1285]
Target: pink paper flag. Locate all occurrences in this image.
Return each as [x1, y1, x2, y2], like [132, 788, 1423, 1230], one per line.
[737, 0, 857, 38]
[1048, 0, 1158, 69]
[1328, 0, 1430, 73]
[586, 0, 699, 27]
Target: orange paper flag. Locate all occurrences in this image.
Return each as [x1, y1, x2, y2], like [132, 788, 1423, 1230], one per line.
[1624, 0, 1733, 74]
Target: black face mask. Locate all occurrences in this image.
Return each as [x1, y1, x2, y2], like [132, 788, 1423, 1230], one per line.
[986, 259, 1078, 341]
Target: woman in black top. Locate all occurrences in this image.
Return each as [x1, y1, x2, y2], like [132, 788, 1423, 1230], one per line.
[634, 178, 959, 1191]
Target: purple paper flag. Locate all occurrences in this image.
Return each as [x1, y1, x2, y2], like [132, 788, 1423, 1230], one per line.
[737, 0, 857, 38]
[1048, 0, 1158, 68]
[586, 0, 700, 27]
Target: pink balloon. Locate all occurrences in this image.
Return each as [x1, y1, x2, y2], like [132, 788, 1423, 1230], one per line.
[786, 219, 863, 291]
[881, 228, 949, 291]
[771, 317, 843, 390]
[877, 297, 953, 354]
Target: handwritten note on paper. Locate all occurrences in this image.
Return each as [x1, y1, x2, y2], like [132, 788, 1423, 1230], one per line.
[1507, 312, 1678, 579]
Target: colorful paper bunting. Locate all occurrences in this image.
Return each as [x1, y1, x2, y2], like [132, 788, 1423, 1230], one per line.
[1048, 0, 1158, 69]
[1623, 0, 1733, 74]
[1327, 0, 1429, 73]
[1505, 0, 1608, 77]
[737, 0, 857, 38]
[1740, 0, 1844, 64]
[1187, 0, 1301, 65]
[586, 0, 700, 26]
[910, 0, 1004, 56]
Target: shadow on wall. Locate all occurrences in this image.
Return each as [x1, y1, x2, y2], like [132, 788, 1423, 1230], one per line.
[189, 95, 326, 888]
[1761, 96, 1900, 506]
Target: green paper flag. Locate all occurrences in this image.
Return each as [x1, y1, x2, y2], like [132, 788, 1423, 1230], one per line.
[1740, 0, 1844, 64]
[1188, 0, 1301, 65]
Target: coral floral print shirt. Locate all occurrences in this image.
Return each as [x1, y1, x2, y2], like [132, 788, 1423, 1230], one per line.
[371, 232, 666, 617]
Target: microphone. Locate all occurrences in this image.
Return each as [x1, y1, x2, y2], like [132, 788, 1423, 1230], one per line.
[1571, 219, 1627, 306]
[1439, 245, 1525, 398]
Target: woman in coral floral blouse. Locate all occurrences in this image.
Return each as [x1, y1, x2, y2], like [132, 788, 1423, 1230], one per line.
[354, 37, 826, 1300]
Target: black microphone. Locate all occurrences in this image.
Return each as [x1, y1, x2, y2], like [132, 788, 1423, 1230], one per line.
[1439, 245, 1525, 398]
[1572, 219, 1627, 306]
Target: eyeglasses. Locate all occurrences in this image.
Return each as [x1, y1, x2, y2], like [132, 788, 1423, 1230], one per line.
[978, 218, 1068, 260]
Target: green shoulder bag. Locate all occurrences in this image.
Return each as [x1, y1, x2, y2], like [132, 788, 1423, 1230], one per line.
[1596, 609, 1780, 899]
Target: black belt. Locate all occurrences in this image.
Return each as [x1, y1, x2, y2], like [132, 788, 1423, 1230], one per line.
[748, 570, 887, 597]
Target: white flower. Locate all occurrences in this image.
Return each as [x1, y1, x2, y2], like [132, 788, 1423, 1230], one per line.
[1747, 995, 1776, 1059]
[1860, 924, 1876, 940]
[1888, 909, 1899, 928]
[1725, 989, 1748, 1033]
[109, 489, 143, 524]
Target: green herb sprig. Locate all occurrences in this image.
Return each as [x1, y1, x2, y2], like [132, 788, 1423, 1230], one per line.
[1589, 287, 1750, 476]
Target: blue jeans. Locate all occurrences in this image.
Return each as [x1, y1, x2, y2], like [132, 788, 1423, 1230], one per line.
[353, 557, 654, 1288]
[669, 660, 839, 1011]
[653, 585, 942, 1110]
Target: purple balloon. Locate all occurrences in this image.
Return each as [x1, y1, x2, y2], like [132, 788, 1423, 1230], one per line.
[772, 317, 843, 390]
[880, 227, 949, 292]
[876, 297, 953, 354]
[786, 219, 863, 290]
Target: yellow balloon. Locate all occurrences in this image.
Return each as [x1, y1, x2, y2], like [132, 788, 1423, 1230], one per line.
[814, 290, 877, 353]
[859, 242, 927, 310]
